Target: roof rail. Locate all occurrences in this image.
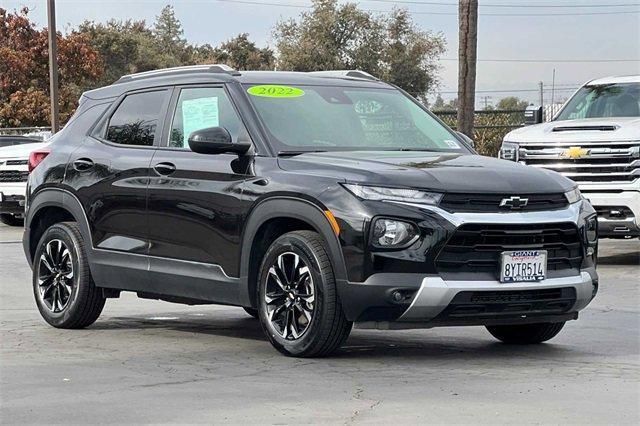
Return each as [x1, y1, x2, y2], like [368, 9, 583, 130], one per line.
[308, 70, 379, 81]
[115, 64, 240, 84]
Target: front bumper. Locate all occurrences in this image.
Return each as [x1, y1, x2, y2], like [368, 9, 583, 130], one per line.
[583, 191, 640, 238]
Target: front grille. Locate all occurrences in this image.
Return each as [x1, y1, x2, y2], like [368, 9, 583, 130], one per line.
[435, 223, 583, 274]
[0, 170, 29, 182]
[435, 288, 577, 320]
[5, 160, 28, 166]
[519, 141, 640, 184]
[440, 193, 568, 213]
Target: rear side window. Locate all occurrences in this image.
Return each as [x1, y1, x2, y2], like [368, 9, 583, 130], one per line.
[106, 90, 169, 146]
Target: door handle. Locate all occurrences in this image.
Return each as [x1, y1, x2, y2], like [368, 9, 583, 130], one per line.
[73, 158, 94, 172]
[153, 162, 176, 176]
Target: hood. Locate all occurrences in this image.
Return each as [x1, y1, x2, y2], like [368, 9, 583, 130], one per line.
[0, 142, 48, 159]
[278, 151, 575, 194]
[505, 117, 640, 143]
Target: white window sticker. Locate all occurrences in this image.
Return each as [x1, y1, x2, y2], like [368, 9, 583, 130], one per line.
[182, 97, 219, 145]
[443, 139, 461, 149]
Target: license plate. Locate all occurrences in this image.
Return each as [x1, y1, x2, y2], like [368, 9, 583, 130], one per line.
[500, 250, 547, 283]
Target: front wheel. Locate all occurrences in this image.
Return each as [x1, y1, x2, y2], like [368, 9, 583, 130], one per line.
[258, 231, 352, 357]
[486, 322, 566, 344]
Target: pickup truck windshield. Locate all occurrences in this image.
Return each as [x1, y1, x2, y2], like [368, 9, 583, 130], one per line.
[244, 84, 469, 154]
[556, 83, 640, 121]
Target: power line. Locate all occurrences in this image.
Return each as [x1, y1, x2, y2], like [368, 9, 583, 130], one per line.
[363, 0, 640, 8]
[209, 0, 640, 16]
[438, 88, 579, 94]
[439, 58, 640, 63]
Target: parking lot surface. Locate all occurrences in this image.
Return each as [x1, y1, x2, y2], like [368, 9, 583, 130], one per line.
[1, 223, 638, 424]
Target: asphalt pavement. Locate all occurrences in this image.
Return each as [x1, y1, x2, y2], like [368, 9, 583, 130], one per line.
[1, 223, 638, 424]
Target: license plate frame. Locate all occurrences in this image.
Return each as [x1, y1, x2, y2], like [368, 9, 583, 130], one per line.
[500, 250, 547, 283]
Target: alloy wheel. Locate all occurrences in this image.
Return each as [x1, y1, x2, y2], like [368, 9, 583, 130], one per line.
[264, 252, 315, 340]
[37, 239, 75, 313]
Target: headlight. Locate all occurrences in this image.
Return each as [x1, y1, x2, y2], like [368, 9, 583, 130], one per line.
[372, 218, 419, 248]
[499, 141, 519, 161]
[586, 215, 598, 244]
[343, 184, 443, 205]
[564, 188, 582, 204]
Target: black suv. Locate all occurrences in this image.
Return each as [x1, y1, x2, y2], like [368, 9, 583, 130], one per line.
[23, 65, 599, 357]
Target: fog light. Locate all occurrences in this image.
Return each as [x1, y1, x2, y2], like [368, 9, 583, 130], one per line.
[372, 218, 418, 248]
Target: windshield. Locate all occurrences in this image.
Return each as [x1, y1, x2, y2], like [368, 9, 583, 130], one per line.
[244, 84, 469, 154]
[555, 82, 640, 121]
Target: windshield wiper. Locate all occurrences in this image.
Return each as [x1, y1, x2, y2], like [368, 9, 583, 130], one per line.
[397, 148, 436, 152]
[278, 150, 328, 157]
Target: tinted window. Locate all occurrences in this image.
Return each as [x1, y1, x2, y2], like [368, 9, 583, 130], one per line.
[245, 84, 468, 153]
[169, 87, 244, 149]
[556, 83, 640, 120]
[106, 91, 168, 146]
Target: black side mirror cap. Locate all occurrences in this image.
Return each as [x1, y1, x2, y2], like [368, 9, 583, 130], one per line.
[456, 131, 475, 149]
[188, 127, 251, 155]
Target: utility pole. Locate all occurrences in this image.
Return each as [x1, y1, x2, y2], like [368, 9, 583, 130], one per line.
[47, 0, 60, 133]
[539, 81, 544, 120]
[482, 95, 492, 110]
[457, 0, 478, 137]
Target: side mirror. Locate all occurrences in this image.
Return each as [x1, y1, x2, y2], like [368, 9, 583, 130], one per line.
[456, 131, 475, 149]
[188, 127, 251, 155]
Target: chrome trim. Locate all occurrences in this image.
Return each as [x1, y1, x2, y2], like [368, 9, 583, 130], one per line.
[398, 271, 594, 322]
[388, 199, 583, 227]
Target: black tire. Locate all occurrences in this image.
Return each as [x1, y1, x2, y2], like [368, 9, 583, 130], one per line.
[243, 307, 259, 319]
[0, 213, 23, 227]
[257, 230, 352, 357]
[32, 222, 105, 329]
[486, 322, 566, 344]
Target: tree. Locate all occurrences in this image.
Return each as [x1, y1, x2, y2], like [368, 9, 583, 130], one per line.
[0, 7, 102, 127]
[496, 96, 529, 110]
[153, 5, 188, 66]
[201, 34, 275, 70]
[273, 0, 445, 100]
[432, 95, 458, 111]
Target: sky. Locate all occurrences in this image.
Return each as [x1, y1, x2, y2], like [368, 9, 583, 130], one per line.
[4, 0, 640, 107]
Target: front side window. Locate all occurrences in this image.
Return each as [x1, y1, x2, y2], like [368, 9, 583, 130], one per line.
[106, 90, 169, 146]
[169, 87, 244, 149]
[244, 84, 469, 154]
[555, 83, 640, 121]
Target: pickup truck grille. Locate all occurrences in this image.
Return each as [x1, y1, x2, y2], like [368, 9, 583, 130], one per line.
[519, 141, 640, 184]
[440, 192, 568, 212]
[0, 170, 29, 182]
[435, 223, 583, 274]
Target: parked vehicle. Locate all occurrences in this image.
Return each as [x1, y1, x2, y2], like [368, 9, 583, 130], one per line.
[0, 135, 42, 148]
[501, 75, 639, 239]
[0, 141, 49, 226]
[22, 65, 598, 357]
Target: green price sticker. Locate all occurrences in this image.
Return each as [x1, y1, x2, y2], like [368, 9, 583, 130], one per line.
[247, 85, 305, 98]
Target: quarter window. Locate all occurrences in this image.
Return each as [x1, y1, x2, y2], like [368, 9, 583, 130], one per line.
[106, 90, 169, 146]
[169, 87, 244, 149]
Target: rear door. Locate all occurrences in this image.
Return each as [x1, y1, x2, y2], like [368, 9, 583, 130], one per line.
[146, 85, 255, 303]
[65, 88, 171, 288]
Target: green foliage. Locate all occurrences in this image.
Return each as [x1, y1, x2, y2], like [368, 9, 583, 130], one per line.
[273, 0, 445, 101]
[201, 34, 275, 70]
[496, 96, 530, 110]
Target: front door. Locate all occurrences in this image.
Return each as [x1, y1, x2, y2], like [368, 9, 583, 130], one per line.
[146, 86, 254, 303]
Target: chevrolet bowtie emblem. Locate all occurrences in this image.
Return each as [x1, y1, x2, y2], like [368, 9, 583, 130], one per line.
[563, 146, 589, 159]
[500, 196, 529, 210]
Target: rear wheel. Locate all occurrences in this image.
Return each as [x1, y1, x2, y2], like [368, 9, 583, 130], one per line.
[33, 222, 105, 328]
[486, 322, 566, 344]
[258, 231, 351, 357]
[0, 214, 23, 227]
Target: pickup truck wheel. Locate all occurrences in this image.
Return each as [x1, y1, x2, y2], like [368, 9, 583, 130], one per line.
[33, 222, 105, 329]
[0, 214, 23, 227]
[258, 231, 352, 357]
[486, 322, 566, 344]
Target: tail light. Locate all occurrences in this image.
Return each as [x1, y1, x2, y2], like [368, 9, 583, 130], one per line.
[28, 148, 51, 172]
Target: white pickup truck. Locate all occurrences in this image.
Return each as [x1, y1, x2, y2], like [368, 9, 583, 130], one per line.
[0, 140, 49, 226]
[500, 75, 640, 239]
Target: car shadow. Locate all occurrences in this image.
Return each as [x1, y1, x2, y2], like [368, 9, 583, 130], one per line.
[89, 312, 585, 361]
[598, 246, 640, 265]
